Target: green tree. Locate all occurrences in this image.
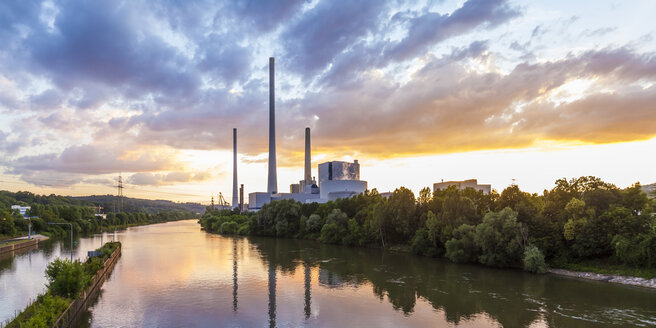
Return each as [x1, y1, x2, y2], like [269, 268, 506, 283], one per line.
[523, 245, 547, 273]
[45, 258, 90, 299]
[474, 208, 523, 267]
[445, 224, 477, 263]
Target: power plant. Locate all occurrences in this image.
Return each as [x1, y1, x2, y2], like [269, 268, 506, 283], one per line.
[244, 57, 367, 211]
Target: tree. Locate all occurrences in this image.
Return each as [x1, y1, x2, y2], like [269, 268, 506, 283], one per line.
[474, 208, 523, 267]
[445, 224, 477, 263]
[523, 245, 547, 273]
[46, 258, 90, 299]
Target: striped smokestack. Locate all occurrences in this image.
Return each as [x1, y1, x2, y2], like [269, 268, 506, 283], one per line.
[267, 57, 278, 194]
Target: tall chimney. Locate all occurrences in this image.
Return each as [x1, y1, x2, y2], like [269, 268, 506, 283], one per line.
[232, 128, 239, 209]
[267, 57, 278, 194]
[304, 127, 311, 184]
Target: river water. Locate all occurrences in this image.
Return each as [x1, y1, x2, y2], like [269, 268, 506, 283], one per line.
[2, 220, 655, 327]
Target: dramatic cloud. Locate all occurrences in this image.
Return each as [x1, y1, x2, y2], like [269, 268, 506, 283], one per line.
[0, 0, 654, 194]
[128, 171, 214, 186]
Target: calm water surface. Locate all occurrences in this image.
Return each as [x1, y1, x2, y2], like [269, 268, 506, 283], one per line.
[2, 220, 656, 327]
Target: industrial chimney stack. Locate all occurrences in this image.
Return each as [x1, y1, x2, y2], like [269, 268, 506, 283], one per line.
[267, 57, 278, 194]
[232, 128, 239, 209]
[304, 127, 311, 184]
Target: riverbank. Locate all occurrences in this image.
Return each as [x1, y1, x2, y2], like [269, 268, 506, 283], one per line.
[549, 268, 656, 289]
[0, 235, 49, 256]
[5, 242, 121, 328]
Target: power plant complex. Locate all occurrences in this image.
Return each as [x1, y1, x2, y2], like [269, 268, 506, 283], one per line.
[229, 57, 490, 211]
[232, 57, 368, 211]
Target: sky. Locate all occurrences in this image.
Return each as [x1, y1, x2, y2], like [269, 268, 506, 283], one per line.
[0, 0, 655, 203]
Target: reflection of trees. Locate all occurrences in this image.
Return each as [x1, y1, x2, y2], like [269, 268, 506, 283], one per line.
[249, 237, 656, 328]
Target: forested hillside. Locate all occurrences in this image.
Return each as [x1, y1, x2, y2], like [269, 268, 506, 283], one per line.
[1, 191, 199, 240]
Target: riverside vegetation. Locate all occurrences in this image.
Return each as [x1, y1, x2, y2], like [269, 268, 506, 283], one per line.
[0, 191, 198, 241]
[5, 242, 120, 328]
[200, 176, 656, 277]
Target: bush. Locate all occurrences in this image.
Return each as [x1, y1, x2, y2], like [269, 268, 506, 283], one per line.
[319, 221, 345, 244]
[445, 224, 477, 263]
[6, 292, 69, 328]
[411, 228, 438, 256]
[220, 221, 239, 234]
[474, 208, 523, 268]
[523, 245, 547, 273]
[45, 258, 90, 299]
[306, 214, 324, 233]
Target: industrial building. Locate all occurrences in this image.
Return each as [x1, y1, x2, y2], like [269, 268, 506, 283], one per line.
[433, 179, 491, 194]
[318, 160, 367, 201]
[246, 57, 367, 211]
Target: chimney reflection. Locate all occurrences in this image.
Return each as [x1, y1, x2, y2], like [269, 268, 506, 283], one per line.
[304, 263, 311, 320]
[232, 238, 238, 313]
[268, 261, 276, 328]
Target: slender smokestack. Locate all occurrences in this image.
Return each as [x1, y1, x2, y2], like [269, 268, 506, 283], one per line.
[304, 127, 311, 184]
[232, 128, 239, 209]
[267, 57, 278, 194]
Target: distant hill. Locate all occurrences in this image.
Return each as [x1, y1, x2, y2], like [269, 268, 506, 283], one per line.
[71, 195, 206, 214]
[642, 183, 656, 198]
[0, 190, 205, 214]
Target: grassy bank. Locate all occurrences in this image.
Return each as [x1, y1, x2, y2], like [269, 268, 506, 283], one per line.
[5, 242, 121, 328]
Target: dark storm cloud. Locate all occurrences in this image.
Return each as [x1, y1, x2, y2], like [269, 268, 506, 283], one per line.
[383, 0, 519, 62]
[27, 1, 200, 99]
[282, 0, 390, 77]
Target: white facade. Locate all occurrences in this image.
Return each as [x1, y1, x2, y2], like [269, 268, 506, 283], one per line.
[11, 205, 30, 216]
[248, 192, 271, 211]
[433, 179, 491, 194]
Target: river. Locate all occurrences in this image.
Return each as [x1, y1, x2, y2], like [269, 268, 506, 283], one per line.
[1, 220, 655, 327]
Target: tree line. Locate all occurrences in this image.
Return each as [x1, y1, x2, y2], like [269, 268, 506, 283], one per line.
[200, 176, 656, 274]
[0, 191, 197, 239]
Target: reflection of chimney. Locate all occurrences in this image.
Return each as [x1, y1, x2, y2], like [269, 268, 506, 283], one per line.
[233, 238, 238, 312]
[304, 127, 311, 184]
[232, 128, 239, 209]
[304, 263, 311, 319]
[267, 57, 278, 194]
[268, 261, 276, 328]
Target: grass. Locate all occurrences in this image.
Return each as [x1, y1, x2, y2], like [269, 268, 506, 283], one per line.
[552, 258, 656, 279]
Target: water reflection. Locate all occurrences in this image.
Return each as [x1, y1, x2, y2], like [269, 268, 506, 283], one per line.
[52, 220, 656, 328]
[232, 238, 237, 313]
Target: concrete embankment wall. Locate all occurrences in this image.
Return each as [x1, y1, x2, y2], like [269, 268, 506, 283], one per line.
[52, 245, 122, 328]
[0, 239, 41, 256]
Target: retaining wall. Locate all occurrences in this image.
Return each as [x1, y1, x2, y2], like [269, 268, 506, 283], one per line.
[52, 245, 122, 328]
[0, 239, 41, 256]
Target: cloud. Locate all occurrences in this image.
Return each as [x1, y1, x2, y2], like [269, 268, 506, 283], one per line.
[5, 144, 182, 180]
[383, 0, 520, 62]
[127, 171, 214, 186]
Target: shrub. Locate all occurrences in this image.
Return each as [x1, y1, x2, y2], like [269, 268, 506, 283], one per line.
[45, 258, 90, 299]
[306, 214, 324, 233]
[319, 221, 345, 244]
[523, 245, 547, 273]
[474, 208, 523, 267]
[220, 221, 239, 234]
[445, 224, 477, 263]
[411, 228, 437, 257]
